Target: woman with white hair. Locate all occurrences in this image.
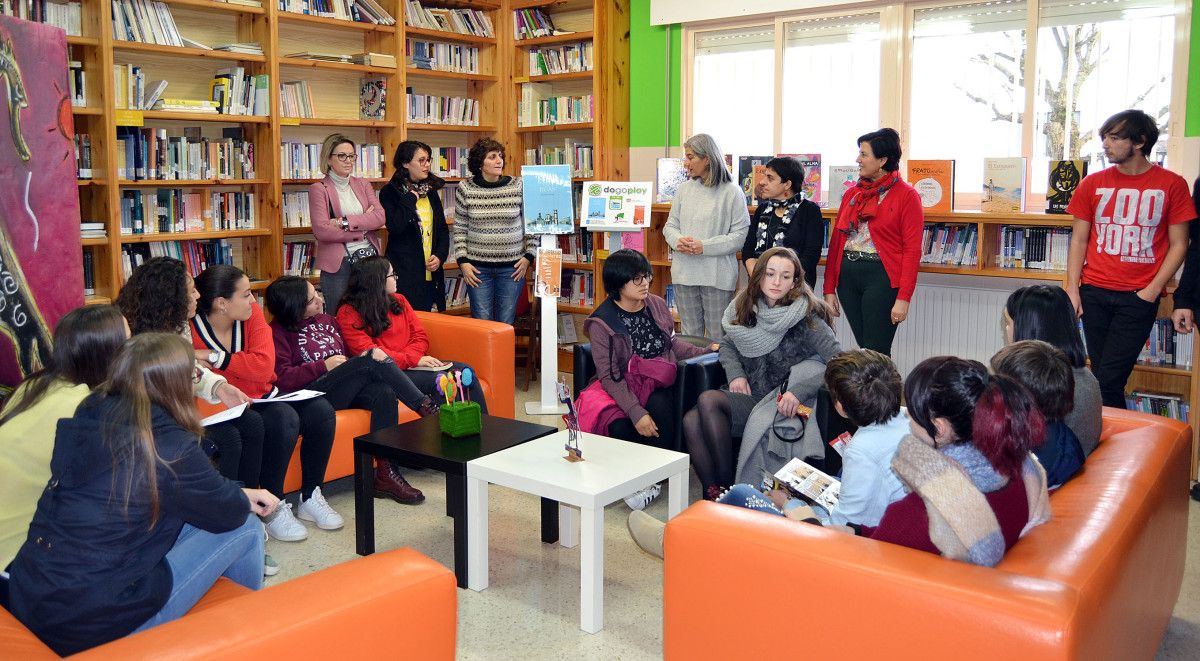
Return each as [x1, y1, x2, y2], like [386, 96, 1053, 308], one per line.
[662, 133, 750, 340]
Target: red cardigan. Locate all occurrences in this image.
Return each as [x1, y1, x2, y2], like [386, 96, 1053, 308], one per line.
[823, 178, 924, 302]
[336, 293, 428, 370]
[190, 303, 278, 398]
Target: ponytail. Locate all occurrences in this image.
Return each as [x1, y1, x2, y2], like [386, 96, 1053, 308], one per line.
[971, 373, 1045, 480]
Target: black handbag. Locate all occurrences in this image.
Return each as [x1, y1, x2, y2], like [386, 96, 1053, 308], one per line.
[330, 195, 378, 264]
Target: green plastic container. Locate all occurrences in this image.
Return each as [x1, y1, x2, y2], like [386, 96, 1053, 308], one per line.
[439, 401, 482, 438]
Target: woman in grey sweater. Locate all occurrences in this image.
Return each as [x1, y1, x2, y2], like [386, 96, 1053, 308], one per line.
[662, 133, 750, 340]
[453, 138, 537, 325]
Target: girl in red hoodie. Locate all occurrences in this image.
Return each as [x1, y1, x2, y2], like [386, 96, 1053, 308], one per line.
[336, 257, 487, 411]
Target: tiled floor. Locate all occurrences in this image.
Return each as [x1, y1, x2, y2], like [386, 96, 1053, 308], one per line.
[268, 378, 1200, 660]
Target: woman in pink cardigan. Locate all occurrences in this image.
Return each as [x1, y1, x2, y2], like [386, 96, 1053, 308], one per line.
[308, 133, 386, 312]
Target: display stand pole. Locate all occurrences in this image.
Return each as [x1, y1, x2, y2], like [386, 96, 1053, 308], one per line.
[525, 233, 568, 415]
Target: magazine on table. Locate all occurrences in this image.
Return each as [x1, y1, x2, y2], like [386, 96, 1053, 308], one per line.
[763, 457, 840, 511]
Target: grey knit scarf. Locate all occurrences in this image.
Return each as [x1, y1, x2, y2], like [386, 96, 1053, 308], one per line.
[721, 297, 810, 358]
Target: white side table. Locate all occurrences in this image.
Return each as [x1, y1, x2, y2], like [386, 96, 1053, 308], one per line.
[466, 430, 690, 633]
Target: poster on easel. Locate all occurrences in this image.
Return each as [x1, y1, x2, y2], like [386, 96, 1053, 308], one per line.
[521, 164, 574, 234]
[534, 247, 562, 299]
[579, 181, 652, 232]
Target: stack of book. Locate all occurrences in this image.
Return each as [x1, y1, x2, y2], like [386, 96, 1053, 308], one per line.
[404, 1, 492, 37]
[919, 224, 977, 267]
[1126, 390, 1190, 423]
[408, 40, 479, 73]
[282, 239, 317, 276]
[430, 146, 469, 178]
[441, 276, 470, 310]
[82, 249, 96, 296]
[557, 271, 594, 307]
[517, 84, 592, 126]
[996, 226, 1071, 271]
[525, 139, 593, 178]
[74, 134, 93, 179]
[512, 7, 560, 39]
[528, 42, 593, 75]
[68, 60, 86, 107]
[280, 80, 316, 118]
[118, 189, 256, 234]
[111, 0, 183, 46]
[115, 127, 256, 181]
[280, 141, 382, 179]
[209, 67, 270, 116]
[282, 191, 312, 227]
[79, 221, 106, 239]
[279, 0, 393, 24]
[213, 43, 264, 56]
[557, 228, 594, 263]
[122, 239, 243, 281]
[1139, 318, 1195, 368]
[406, 90, 479, 125]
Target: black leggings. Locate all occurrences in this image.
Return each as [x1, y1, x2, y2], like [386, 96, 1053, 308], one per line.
[204, 408, 265, 486]
[253, 399, 335, 499]
[606, 387, 675, 450]
[683, 390, 741, 493]
[836, 257, 900, 355]
[313, 355, 422, 431]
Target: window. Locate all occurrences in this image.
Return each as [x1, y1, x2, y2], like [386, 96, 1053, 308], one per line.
[691, 25, 775, 157]
[909, 1, 1028, 205]
[1031, 0, 1177, 193]
[780, 13, 882, 199]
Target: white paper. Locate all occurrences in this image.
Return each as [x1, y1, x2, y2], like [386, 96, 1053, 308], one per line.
[407, 362, 453, 372]
[200, 402, 247, 427]
[252, 389, 325, 403]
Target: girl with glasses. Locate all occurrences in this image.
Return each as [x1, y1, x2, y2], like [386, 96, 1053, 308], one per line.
[308, 133, 386, 313]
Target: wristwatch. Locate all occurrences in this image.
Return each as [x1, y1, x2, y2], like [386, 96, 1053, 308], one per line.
[339, 217, 350, 231]
[207, 351, 219, 365]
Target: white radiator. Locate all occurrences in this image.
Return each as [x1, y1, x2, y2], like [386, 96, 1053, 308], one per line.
[820, 274, 1023, 378]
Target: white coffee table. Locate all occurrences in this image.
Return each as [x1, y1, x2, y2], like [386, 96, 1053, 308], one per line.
[465, 430, 689, 633]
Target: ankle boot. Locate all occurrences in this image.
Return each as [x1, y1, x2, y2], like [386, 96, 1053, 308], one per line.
[417, 398, 440, 417]
[374, 461, 425, 504]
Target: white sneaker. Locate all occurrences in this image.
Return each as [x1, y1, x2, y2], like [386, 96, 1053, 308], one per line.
[263, 553, 279, 577]
[624, 483, 662, 511]
[297, 486, 344, 530]
[264, 502, 308, 541]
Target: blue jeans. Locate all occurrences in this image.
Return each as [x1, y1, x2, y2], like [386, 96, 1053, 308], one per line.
[717, 484, 786, 516]
[466, 265, 524, 325]
[134, 514, 263, 632]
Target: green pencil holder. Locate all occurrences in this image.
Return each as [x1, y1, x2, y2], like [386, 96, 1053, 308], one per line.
[439, 401, 482, 438]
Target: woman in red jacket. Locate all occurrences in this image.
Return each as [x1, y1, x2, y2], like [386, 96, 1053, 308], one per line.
[191, 265, 342, 543]
[823, 128, 924, 356]
[336, 256, 487, 411]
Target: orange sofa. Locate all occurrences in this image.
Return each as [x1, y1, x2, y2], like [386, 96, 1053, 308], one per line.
[663, 408, 1191, 660]
[0, 548, 456, 659]
[199, 312, 514, 494]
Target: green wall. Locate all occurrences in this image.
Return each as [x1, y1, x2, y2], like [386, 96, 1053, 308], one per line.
[1188, 0, 1200, 136]
[629, 0, 681, 148]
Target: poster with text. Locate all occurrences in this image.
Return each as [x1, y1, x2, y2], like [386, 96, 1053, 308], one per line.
[534, 247, 562, 299]
[522, 164, 574, 234]
[580, 181, 652, 232]
[0, 17, 83, 390]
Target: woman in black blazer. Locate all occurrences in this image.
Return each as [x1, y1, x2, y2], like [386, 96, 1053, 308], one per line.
[381, 140, 449, 312]
[741, 156, 824, 289]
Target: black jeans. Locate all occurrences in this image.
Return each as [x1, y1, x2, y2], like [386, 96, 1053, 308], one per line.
[606, 387, 676, 451]
[1079, 284, 1160, 409]
[253, 399, 335, 499]
[204, 408, 265, 486]
[836, 257, 900, 355]
[404, 361, 488, 413]
[312, 355, 425, 432]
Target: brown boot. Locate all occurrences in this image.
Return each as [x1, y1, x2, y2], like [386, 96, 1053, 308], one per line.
[374, 460, 425, 504]
[417, 398, 440, 417]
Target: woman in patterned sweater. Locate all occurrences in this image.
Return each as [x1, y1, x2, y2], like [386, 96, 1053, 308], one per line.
[453, 138, 537, 325]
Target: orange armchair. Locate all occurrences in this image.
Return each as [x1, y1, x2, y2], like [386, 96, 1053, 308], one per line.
[0, 548, 456, 659]
[663, 408, 1191, 661]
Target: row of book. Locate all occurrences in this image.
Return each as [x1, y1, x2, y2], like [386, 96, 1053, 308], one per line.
[82, 249, 96, 296]
[556, 228, 595, 264]
[68, 60, 86, 107]
[524, 139, 593, 178]
[119, 189, 256, 235]
[116, 127, 256, 181]
[405, 90, 479, 126]
[529, 42, 593, 76]
[920, 223, 978, 267]
[430, 147, 469, 178]
[121, 238, 244, 282]
[113, 65, 269, 116]
[280, 141, 383, 179]
[1126, 390, 1190, 423]
[996, 226, 1071, 271]
[74, 134, 93, 179]
[280, 80, 316, 119]
[441, 276, 471, 310]
[407, 40, 479, 74]
[512, 7, 556, 40]
[403, 1, 493, 37]
[278, 0, 394, 24]
[1139, 318, 1195, 369]
[517, 86, 593, 127]
[5, 0, 82, 35]
[282, 240, 316, 276]
[558, 271, 594, 307]
[282, 191, 312, 228]
[110, 0, 183, 46]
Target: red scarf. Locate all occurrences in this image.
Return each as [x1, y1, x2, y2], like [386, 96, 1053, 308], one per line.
[839, 170, 900, 235]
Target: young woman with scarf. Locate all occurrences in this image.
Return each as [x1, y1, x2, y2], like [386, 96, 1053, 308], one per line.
[683, 246, 841, 501]
[823, 128, 924, 355]
[381, 140, 449, 313]
[741, 156, 823, 289]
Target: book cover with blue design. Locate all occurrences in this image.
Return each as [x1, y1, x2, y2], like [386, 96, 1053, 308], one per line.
[522, 164, 574, 234]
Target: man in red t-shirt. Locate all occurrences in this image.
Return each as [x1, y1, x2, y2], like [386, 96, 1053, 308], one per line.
[1064, 109, 1196, 409]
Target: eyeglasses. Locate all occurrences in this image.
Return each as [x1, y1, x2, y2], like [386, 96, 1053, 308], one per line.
[387, 273, 398, 280]
[331, 153, 357, 162]
[632, 274, 653, 286]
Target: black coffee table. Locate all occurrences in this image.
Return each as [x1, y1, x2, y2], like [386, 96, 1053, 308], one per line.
[354, 414, 558, 588]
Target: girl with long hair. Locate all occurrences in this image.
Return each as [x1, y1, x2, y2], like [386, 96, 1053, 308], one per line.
[684, 247, 841, 500]
[7, 333, 276, 655]
[265, 275, 437, 504]
[382, 139, 449, 312]
[191, 265, 342, 542]
[0, 305, 128, 572]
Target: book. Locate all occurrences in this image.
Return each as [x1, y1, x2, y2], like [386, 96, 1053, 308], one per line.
[982, 157, 1027, 213]
[535, 247, 563, 298]
[765, 457, 840, 512]
[780, 153, 822, 206]
[1046, 159, 1088, 214]
[521, 164, 574, 234]
[655, 157, 688, 204]
[736, 155, 771, 205]
[359, 78, 386, 120]
[907, 159, 955, 212]
[828, 165, 859, 205]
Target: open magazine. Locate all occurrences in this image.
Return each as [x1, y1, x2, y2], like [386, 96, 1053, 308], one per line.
[763, 457, 841, 512]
